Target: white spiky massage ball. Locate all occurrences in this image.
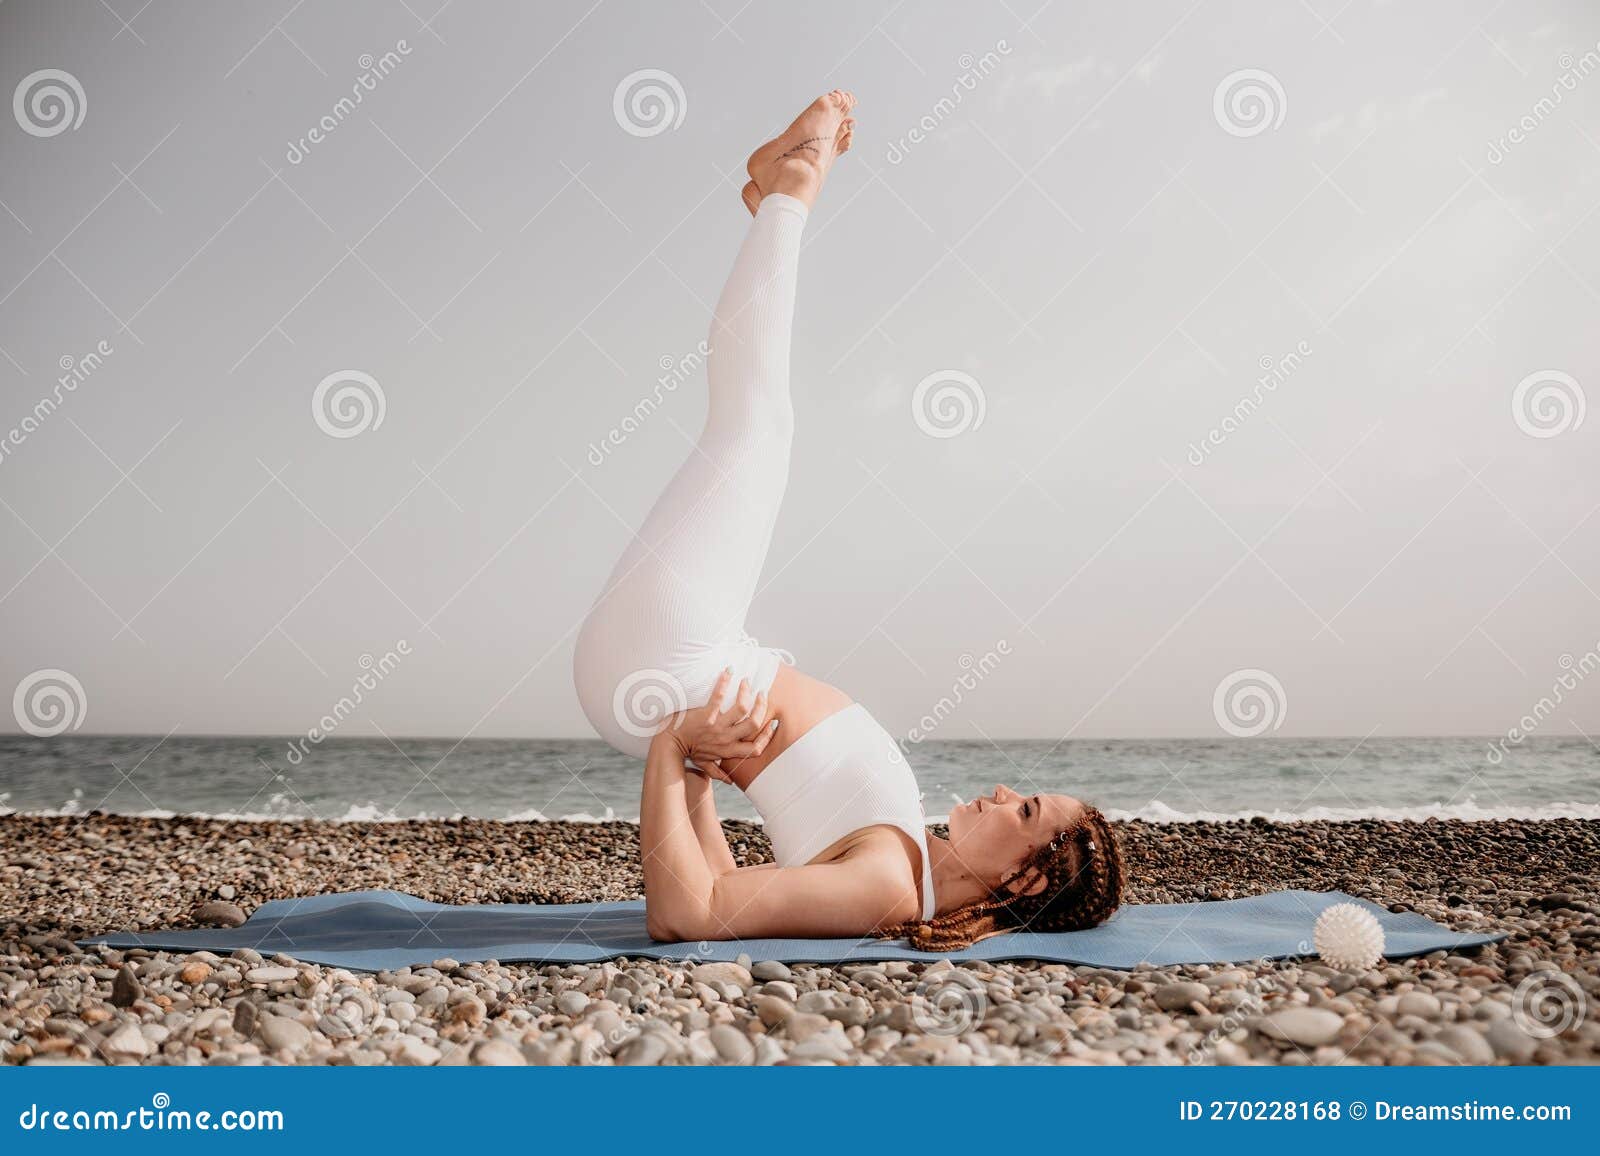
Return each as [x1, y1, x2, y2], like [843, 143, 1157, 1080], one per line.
[1314, 902, 1386, 970]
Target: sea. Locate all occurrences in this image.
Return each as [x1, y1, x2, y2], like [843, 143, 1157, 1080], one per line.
[1, 734, 1596, 825]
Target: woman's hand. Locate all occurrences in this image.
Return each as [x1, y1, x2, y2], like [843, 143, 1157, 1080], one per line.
[667, 669, 779, 782]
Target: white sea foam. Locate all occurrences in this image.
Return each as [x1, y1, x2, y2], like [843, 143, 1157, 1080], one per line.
[4, 794, 1598, 824]
[1097, 796, 1600, 824]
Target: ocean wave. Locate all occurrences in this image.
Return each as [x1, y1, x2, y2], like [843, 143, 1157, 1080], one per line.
[1096, 797, 1600, 824]
[4, 793, 1599, 824]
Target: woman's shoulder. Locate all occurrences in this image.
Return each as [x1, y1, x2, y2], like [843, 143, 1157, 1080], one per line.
[818, 825, 921, 894]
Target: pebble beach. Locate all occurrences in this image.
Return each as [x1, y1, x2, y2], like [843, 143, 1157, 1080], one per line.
[2, 813, 1596, 1066]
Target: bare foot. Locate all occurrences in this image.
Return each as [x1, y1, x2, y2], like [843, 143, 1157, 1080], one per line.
[743, 90, 856, 211]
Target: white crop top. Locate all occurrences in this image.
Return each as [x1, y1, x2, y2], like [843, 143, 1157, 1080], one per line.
[743, 703, 936, 921]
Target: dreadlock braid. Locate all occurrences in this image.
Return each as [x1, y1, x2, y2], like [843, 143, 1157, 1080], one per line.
[884, 804, 1124, 951]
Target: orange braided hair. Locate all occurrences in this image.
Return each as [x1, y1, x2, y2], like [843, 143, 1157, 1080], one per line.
[885, 804, 1124, 951]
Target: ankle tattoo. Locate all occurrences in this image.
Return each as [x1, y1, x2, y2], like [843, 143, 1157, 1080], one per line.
[781, 136, 828, 159]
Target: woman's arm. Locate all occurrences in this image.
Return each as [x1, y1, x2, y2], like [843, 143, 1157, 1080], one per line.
[641, 730, 921, 941]
[683, 768, 737, 876]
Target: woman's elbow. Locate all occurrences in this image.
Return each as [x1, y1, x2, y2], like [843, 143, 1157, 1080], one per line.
[645, 897, 703, 943]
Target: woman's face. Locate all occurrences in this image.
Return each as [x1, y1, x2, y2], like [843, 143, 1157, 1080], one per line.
[946, 784, 1085, 891]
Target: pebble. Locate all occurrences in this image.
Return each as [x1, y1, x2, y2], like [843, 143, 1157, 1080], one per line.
[616, 1033, 671, 1066]
[394, 1037, 441, 1066]
[471, 1039, 526, 1066]
[102, 1023, 149, 1060]
[756, 996, 793, 1027]
[1397, 992, 1442, 1018]
[2, 812, 1594, 1069]
[710, 1024, 755, 1064]
[1256, 1008, 1344, 1047]
[449, 995, 487, 1026]
[195, 901, 248, 928]
[1154, 982, 1209, 1011]
[258, 1015, 312, 1054]
[245, 966, 298, 985]
[690, 962, 752, 990]
[555, 991, 590, 1017]
[317, 1014, 354, 1040]
[110, 964, 143, 1007]
[784, 1013, 833, 1043]
[1436, 1024, 1494, 1064]
[1486, 1018, 1538, 1062]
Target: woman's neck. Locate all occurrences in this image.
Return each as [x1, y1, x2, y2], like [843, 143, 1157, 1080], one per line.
[927, 834, 992, 916]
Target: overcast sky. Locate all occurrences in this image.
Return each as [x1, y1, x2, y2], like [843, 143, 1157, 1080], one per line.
[1, 0, 1596, 743]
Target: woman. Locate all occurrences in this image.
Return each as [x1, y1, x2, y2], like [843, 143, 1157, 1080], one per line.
[574, 91, 1124, 949]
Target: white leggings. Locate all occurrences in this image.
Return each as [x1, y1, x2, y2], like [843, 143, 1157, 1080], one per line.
[573, 193, 809, 759]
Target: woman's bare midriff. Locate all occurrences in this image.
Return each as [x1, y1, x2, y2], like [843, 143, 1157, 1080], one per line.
[723, 663, 851, 791]
[723, 667, 926, 918]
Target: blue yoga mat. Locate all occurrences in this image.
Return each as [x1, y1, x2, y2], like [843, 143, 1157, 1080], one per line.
[82, 889, 1502, 970]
